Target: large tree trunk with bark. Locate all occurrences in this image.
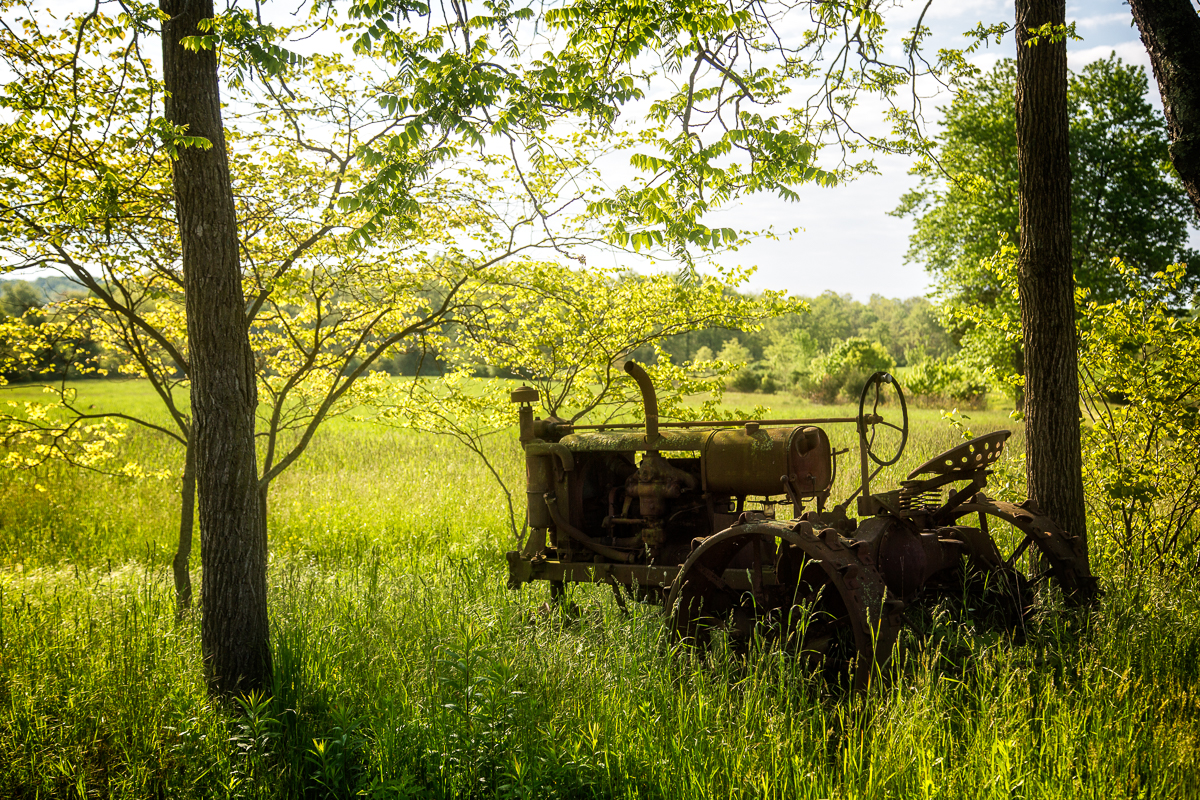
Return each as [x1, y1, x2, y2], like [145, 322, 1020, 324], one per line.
[1014, 0, 1088, 554]
[161, 0, 271, 696]
[1128, 0, 1200, 218]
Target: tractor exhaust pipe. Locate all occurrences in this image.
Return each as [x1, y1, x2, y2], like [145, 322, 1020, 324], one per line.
[624, 360, 659, 441]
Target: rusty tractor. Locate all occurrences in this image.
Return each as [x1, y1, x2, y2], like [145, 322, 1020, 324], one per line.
[505, 362, 1097, 687]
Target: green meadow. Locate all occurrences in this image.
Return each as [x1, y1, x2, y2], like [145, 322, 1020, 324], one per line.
[1, 380, 1198, 798]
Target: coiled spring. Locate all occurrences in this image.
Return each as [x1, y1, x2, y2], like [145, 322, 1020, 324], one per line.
[899, 483, 943, 511]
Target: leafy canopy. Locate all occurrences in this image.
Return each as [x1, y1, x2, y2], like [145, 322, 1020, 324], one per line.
[894, 55, 1198, 307]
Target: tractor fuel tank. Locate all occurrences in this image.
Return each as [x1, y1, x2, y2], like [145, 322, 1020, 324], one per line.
[542, 425, 833, 500]
[702, 425, 832, 499]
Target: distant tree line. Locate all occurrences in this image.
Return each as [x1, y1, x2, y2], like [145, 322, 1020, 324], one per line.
[637, 290, 975, 403]
[0, 276, 448, 381]
[4, 273, 984, 404]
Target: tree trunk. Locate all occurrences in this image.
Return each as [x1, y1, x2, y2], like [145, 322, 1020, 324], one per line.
[173, 437, 196, 616]
[259, 483, 269, 553]
[1012, 341, 1025, 414]
[161, 0, 271, 696]
[1014, 0, 1088, 555]
[1128, 0, 1200, 218]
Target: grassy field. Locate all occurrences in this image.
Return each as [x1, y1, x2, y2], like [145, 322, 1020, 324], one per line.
[1, 379, 1198, 798]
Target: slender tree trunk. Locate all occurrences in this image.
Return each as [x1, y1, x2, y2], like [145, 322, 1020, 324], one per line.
[161, 0, 271, 696]
[1014, 0, 1088, 555]
[1128, 0, 1200, 218]
[1012, 341, 1025, 414]
[259, 483, 269, 551]
[173, 437, 196, 616]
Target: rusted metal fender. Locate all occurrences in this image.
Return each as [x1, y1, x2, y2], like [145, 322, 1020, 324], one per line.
[949, 495, 1100, 605]
[666, 519, 902, 690]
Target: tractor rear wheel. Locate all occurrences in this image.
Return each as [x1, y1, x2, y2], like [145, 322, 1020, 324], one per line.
[667, 520, 900, 691]
[945, 496, 1099, 605]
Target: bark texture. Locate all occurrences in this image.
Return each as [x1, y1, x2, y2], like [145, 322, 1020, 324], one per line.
[161, 0, 271, 695]
[1128, 0, 1200, 218]
[1014, 0, 1088, 553]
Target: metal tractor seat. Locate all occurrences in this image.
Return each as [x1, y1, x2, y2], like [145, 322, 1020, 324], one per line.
[899, 430, 1012, 514]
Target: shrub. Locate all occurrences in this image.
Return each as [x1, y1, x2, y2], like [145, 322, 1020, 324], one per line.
[799, 337, 894, 402]
[1079, 262, 1200, 578]
[716, 338, 752, 365]
[761, 328, 818, 392]
[730, 368, 761, 393]
[903, 358, 989, 405]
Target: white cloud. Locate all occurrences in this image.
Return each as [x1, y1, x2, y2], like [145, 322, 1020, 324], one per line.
[1074, 12, 1134, 29]
[1068, 40, 1153, 75]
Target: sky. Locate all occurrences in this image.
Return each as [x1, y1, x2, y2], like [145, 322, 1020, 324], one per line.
[686, 0, 1200, 301]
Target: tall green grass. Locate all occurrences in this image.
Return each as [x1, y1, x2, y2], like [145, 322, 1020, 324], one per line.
[1, 380, 1197, 798]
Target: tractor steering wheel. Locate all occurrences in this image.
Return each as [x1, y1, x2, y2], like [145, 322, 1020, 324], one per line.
[858, 372, 909, 467]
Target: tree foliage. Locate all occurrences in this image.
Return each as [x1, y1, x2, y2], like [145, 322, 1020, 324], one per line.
[798, 335, 893, 403]
[1079, 262, 1200, 576]
[334, 0, 992, 265]
[895, 55, 1198, 307]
